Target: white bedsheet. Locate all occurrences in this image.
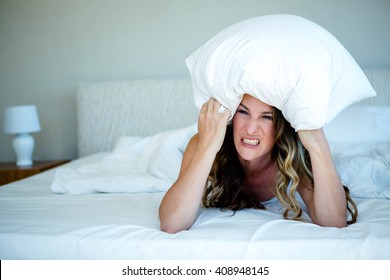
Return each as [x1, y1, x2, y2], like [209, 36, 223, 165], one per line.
[1, 153, 390, 260]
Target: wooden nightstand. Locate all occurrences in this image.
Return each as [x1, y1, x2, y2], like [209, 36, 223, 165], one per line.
[0, 160, 70, 186]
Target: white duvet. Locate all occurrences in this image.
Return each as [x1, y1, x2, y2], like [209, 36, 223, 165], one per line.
[50, 124, 197, 195]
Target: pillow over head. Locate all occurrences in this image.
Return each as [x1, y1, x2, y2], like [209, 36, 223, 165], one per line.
[186, 14, 376, 130]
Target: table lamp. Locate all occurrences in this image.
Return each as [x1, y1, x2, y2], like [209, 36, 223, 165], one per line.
[3, 105, 41, 167]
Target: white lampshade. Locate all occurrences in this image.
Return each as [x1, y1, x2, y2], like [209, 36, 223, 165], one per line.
[3, 105, 41, 167]
[3, 105, 41, 134]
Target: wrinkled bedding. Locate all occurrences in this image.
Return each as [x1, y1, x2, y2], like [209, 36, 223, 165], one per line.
[50, 124, 197, 195]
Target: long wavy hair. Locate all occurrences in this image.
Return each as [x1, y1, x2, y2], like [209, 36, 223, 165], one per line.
[203, 107, 358, 224]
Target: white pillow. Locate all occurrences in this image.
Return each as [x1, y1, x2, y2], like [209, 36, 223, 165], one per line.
[324, 104, 390, 145]
[186, 14, 376, 130]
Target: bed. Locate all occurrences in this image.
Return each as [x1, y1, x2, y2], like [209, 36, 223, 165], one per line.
[0, 69, 389, 260]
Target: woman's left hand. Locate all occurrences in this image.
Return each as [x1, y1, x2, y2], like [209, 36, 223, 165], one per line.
[297, 128, 347, 227]
[297, 128, 329, 153]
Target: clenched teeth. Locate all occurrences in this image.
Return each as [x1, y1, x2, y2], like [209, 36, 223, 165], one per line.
[243, 139, 260, 145]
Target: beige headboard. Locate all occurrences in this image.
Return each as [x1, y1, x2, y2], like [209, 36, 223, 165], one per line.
[76, 69, 390, 157]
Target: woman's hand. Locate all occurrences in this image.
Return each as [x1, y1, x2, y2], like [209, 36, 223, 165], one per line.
[297, 128, 347, 227]
[159, 98, 230, 233]
[197, 98, 231, 155]
[297, 128, 328, 154]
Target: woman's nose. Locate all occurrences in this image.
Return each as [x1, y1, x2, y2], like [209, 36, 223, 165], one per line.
[245, 119, 258, 135]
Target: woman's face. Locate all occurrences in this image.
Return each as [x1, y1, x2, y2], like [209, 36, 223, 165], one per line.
[232, 94, 276, 163]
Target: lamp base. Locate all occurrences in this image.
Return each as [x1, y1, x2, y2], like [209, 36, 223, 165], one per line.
[13, 133, 34, 167]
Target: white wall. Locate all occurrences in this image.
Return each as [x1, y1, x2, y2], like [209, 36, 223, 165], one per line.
[1, 0, 389, 161]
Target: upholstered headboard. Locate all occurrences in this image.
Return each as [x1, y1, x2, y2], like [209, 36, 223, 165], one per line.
[77, 79, 198, 157]
[76, 69, 390, 157]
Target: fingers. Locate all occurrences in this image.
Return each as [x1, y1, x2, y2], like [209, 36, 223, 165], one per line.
[220, 105, 231, 119]
[197, 98, 231, 155]
[200, 98, 231, 119]
[218, 105, 226, 113]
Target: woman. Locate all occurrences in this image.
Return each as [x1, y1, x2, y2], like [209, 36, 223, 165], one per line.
[159, 94, 358, 233]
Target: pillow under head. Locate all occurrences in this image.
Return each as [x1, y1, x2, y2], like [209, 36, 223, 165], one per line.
[186, 14, 376, 130]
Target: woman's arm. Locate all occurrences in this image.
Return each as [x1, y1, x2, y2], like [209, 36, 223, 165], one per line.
[159, 98, 230, 233]
[297, 129, 347, 227]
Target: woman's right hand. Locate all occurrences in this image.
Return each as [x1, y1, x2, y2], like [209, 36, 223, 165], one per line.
[159, 98, 230, 233]
[197, 98, 231, 155]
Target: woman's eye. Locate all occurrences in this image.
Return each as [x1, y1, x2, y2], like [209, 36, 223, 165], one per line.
[237, 109, 249, 115]
[262, 115, 273, 121]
